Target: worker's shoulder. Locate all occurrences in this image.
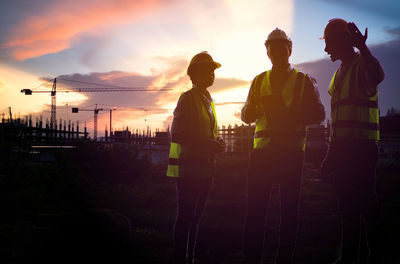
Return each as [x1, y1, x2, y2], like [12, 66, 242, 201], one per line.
[174, 89, 195, 114]
[251, 71, 267, 85]
[180, 88, 195, 97]
[177, 89, 196, 103]
[294, 69, 315, 81]
[256, 71, 267, 78]
[295, 70, 317, 87]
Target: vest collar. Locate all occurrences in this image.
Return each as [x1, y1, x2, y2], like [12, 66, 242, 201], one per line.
[192, 85, 212, 102]
[271, 64, 292, 75]
[338, 53, 359, 77]
[263, 67, 298, 95]
[193, 85, 212, 99]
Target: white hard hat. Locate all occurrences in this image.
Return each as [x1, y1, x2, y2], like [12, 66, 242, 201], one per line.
[265, 28, 292, 50]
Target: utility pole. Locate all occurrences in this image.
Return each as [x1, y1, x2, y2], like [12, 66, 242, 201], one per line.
[51, 78, 57, 129]
[8, 107, 12, 122]
[107, 108, 117, 141]
[110, 109, 112, 140]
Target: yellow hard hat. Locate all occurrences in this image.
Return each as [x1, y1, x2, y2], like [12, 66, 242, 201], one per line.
[322, 18, 351, 39]
[187, 51, 221, 76]
[265, 28, 292, 50]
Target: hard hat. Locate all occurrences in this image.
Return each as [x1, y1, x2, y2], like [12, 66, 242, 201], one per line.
[321, 18, 351, 40]
[187, 51, 221, 76]
[265, 28, 292, 50]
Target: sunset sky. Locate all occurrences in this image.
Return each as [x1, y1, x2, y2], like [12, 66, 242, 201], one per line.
[1, 0, 399, 137]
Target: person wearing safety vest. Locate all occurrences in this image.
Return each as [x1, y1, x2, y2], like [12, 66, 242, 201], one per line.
[320, 19, 385, 264]
[167, 51, 225, 264]
[241, 28, 325, 264]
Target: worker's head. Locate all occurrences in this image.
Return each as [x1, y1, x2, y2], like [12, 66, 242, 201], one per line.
[322, 18, 354, 62]
[187, 51, 221, 89]
[265, 28, 292, 66]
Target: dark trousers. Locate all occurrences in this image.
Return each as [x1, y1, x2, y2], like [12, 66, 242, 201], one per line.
[243, 147, 304, 264]
[330, 141, 383, 263]
[173, 176, 212, 264]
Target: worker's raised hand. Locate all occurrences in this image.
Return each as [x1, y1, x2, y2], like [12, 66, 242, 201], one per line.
[348, 22, 368, 51]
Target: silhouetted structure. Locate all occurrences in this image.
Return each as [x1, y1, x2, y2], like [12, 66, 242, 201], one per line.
[154, 132, 170, 145]
[0, 116, 88, 147]
[379, 112, 400, 161]
[219, 124, 254, 153]
[304, 123, 330, 167]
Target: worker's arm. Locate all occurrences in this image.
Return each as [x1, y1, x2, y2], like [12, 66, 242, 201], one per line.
[241, 75, 263, 124]
[171, 92, 193, 145]
[359, 46, 385, 86]
[358, 49, 385, 97]
[348, 22, 385, 96]
[298, 75, 326, 125]
[171, 92, 223, 154]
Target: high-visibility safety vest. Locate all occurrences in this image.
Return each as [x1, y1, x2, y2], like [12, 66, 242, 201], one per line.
[253, 69, 307, 151]
[167, 89, 218, 177]
[329, 55, 379, 141]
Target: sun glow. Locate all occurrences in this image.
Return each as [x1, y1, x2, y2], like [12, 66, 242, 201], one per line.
[1, 0, 295, 132]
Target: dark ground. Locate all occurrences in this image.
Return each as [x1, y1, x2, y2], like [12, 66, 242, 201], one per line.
[0, 142, 399, 263]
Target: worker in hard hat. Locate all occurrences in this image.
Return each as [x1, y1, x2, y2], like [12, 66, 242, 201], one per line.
[167, 51, 225, 264]
[241, 28, 325, 264]
[320, 18, 385, 264]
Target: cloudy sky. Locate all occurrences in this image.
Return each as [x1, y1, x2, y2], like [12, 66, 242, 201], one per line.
[1, 0, 399, 137]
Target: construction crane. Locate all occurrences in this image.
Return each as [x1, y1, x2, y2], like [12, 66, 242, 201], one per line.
[21, 78, 171, 130]
[72, 104, 104, 140]
[72, 104, 165, 141]
[21, 79, 58, 129]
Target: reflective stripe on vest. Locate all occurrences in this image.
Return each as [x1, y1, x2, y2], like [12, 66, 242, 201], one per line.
[329, 55, 379, 140]
[253, 69, 307, 151]
[167, 142, 181, 177]
[211, 101, 218, 139]
[167, 90, 218, 177]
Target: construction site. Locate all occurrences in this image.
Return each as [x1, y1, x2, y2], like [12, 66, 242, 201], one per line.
[1, 100, 400, 263]
[0, 72, 399, 263]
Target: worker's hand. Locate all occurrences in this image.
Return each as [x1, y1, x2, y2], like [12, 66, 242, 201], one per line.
[204, 138, 225, 154]
[348, 22, 368, 51]
[217, 136, 226, 152]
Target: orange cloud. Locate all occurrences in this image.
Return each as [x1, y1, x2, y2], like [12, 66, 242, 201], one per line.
[99, 72, 137, 81]
[3, 0, 174, 60]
